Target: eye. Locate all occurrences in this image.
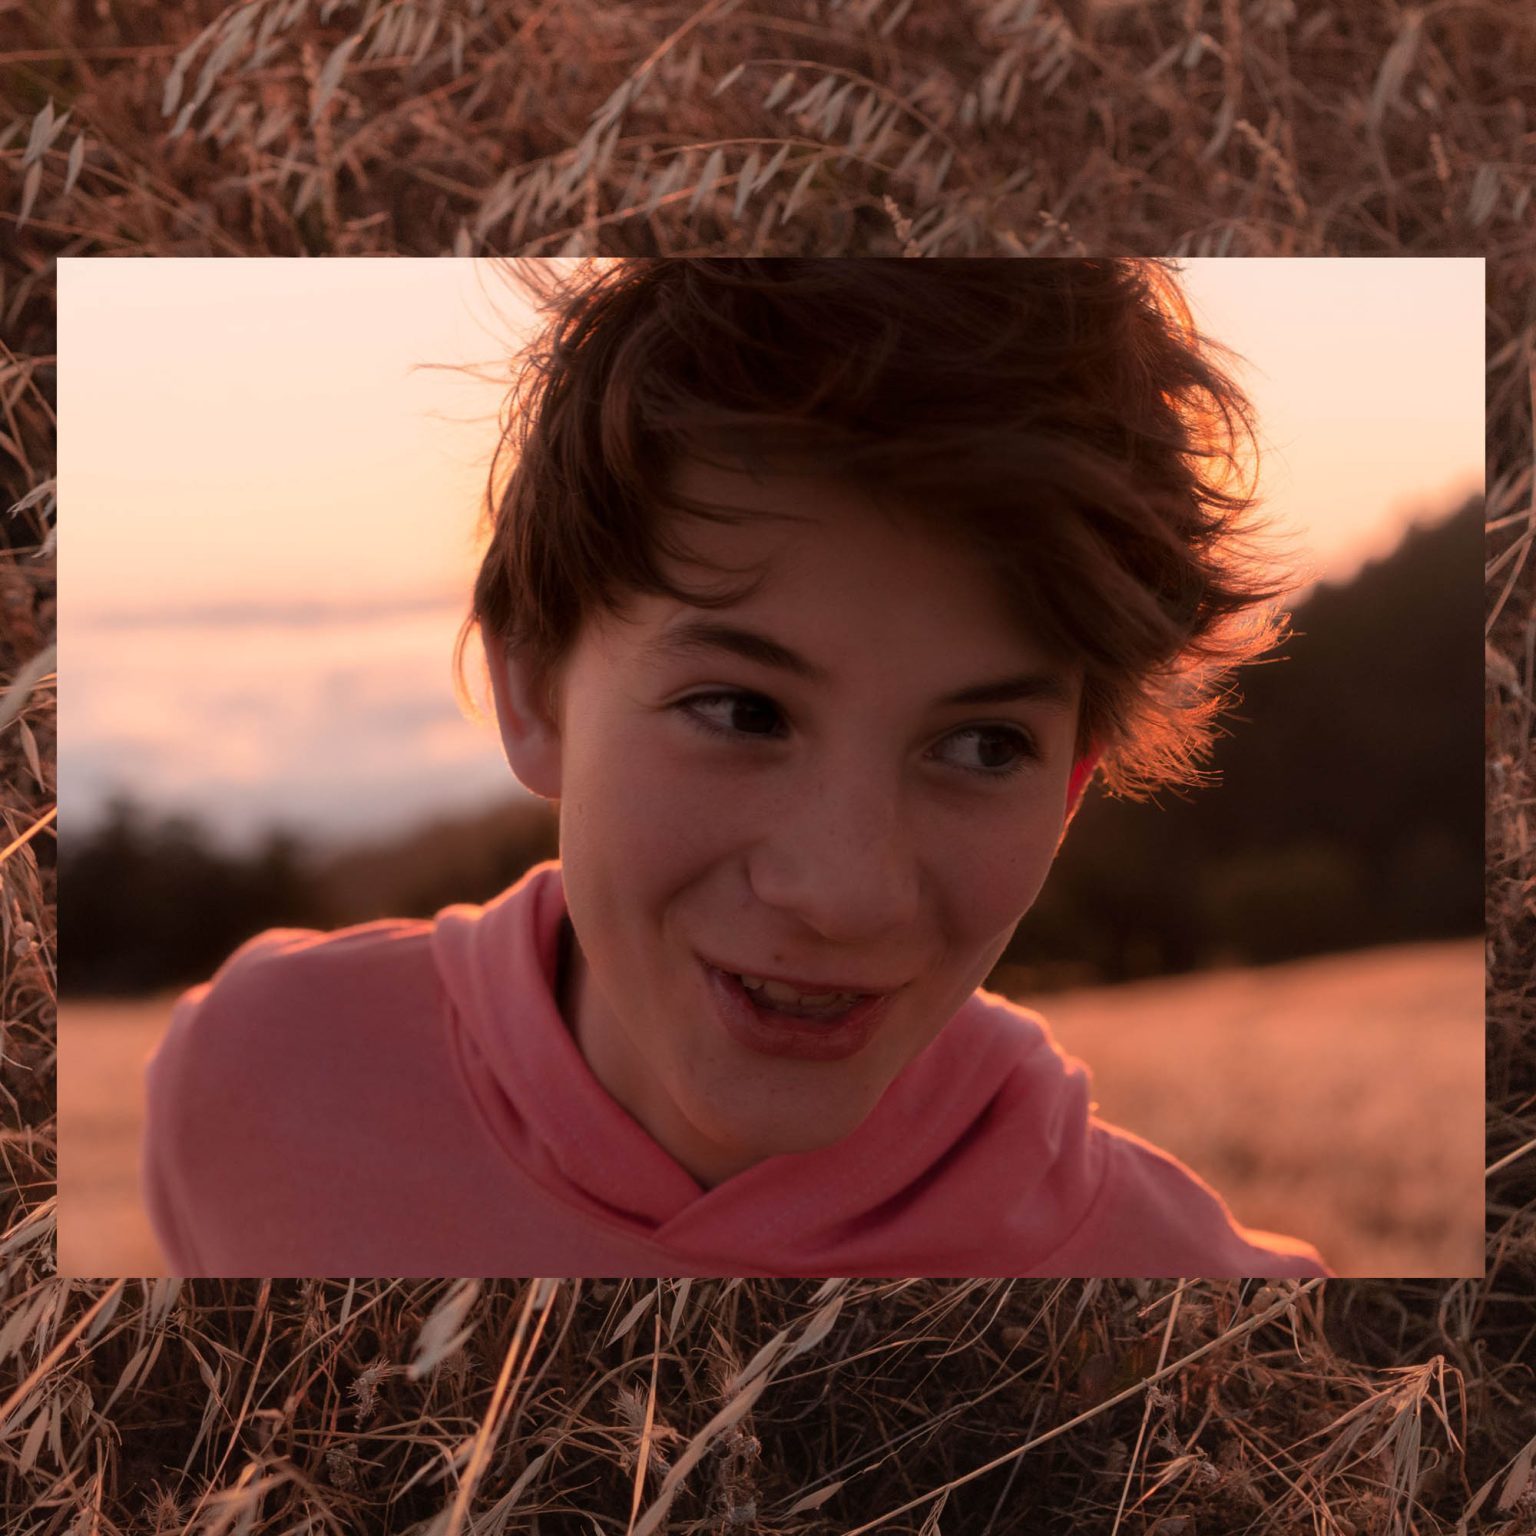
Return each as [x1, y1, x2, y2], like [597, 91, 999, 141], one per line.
[677, 692, 1038, 779]
[676, 690, 786, 739]
[935, 725, 1038, 779]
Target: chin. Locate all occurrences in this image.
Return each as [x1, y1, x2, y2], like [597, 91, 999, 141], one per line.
[682, 1068, 883, 1171]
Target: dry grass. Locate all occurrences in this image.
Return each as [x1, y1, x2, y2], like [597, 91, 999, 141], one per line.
[6, 0, 1535, 1531]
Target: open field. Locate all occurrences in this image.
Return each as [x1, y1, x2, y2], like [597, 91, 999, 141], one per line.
[60, 936, 1482, 1279]
[57, 991, 173, 1277]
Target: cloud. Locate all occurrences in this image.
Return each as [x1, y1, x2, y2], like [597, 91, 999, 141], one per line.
[76, 593, 464, 631]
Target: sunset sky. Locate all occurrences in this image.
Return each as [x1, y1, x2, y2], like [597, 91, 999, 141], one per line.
[61, 257, 1484, 849]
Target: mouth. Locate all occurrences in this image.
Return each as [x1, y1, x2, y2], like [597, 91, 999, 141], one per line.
[699, 959, 896, 1062]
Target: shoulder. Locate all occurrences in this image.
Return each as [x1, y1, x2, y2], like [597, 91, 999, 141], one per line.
[1054, 1122, 1332, 1278]
[951, 990, 1331, 1278]
[944, 984, 1077, 1073]
[149, 922, 411, 1093]
[149, 917, 455, 1129]
[175, 916, 438, 1046]
[151, 916, 430, 1082]
[213, 915, 436, 996]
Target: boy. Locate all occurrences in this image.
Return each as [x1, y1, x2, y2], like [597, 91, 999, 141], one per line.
[142, 258, 1330, 1278]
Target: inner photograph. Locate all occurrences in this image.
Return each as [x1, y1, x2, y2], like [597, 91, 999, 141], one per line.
[58, 255, 1484, 1281]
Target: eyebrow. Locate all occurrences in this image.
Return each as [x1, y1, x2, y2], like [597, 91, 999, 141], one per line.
[648, 619, 1076, 709]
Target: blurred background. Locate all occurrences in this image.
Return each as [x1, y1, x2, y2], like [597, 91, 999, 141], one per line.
[59, 257, 1485, 1278]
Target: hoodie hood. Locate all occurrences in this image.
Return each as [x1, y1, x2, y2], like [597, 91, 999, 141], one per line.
[431, 860, 1104, 1274]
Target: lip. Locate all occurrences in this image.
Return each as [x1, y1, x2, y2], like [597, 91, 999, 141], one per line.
[698, 957, 898, 996]
[700, 960, 895, 1062]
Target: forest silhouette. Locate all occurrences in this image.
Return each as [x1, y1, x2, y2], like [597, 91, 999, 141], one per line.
[63, 495, 1482, 996]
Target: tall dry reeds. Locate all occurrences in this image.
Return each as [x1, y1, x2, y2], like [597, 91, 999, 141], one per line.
[4, 1, 1533, 1531]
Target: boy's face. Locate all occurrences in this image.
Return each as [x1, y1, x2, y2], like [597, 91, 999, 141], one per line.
[493, 457, 1087, 1189]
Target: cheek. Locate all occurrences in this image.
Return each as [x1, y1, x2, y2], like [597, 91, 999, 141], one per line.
[940, 806, 1065, 936]
[565, 712, 733, 864]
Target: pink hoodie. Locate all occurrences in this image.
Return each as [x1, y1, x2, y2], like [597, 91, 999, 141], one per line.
[141, 861, 1330, 1278]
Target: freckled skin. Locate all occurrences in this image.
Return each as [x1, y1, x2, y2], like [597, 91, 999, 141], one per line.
[490, 458, 1089, 1189]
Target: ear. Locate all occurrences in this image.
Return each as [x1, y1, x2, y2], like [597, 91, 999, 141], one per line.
[1058, 747, 1101, 841]
[485, 632, 564, 802]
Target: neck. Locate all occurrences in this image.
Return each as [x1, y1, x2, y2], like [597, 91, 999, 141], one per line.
[555, 913, 578, 1027]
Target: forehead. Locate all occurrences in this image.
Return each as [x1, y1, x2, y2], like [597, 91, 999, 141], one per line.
[606, 456, 1064, 671]
[666, 456, 982, 587]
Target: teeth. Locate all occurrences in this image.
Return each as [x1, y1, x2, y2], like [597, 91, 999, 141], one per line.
[738, 974, 861, 1009]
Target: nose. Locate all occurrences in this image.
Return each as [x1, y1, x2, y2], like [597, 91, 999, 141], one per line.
[746, 762, 921, 944]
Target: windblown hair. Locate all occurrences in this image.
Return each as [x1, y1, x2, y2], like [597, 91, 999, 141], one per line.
[456, 258, 1292, 798]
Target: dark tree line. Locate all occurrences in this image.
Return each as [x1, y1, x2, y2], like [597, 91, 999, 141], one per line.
[1011, 494, 1484, 984]
[62, 797, 560, 996]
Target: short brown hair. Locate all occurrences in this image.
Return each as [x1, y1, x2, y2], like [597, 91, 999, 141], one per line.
[456, 258, 1289, 798]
